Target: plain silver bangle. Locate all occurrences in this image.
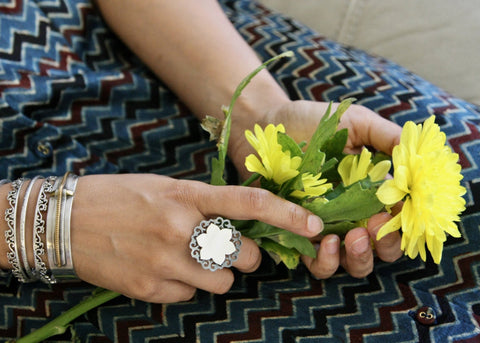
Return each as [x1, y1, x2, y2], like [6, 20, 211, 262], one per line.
[19, 176, 41, 282]
[46, 173, 78, 281]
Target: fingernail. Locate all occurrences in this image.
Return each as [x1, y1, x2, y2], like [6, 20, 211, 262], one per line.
[308, 215, 323, 235]
[352, 236, 370, 255]
[325, 236, 339, 255]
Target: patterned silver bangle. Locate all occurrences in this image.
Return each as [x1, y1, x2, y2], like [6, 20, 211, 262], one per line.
[46, 172, 78, 281]
[4, 178, 29, 282]
[18, 176, 41, 282]
[33, 176, 56, 284]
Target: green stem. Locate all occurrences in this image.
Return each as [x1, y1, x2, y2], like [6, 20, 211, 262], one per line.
[211, 51, 294, 185]
[241, 173, 260, 187]
[16, 289, 120, 343]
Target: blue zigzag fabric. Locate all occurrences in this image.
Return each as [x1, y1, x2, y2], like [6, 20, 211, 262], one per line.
[0, 0, 479, 342]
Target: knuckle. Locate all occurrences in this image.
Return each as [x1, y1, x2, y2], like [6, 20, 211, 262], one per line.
[181, 287, 197, 301]
[130, 276, 159, 301]
[286, 203, 305, 225]
[245, 188, 271, 211]
[173, 179, 200, 209]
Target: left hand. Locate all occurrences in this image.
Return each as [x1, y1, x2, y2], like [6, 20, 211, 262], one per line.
[229, 99, 404, 278]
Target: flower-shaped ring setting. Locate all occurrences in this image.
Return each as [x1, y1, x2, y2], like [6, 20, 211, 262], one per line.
[190, 217, 242, 271]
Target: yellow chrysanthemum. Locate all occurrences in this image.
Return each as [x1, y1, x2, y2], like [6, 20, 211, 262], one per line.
[376, 116, 466, 264]
[338, 148, 391, 186]
[245, 124, 302, 185]
[290, 172, 332, 199]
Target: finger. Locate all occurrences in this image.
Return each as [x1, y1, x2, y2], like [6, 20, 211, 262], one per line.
[341, 227, 374, 278]
[341, 107, 402, 155]
[185, 181, 323, 237]
[128, 279, 197, 304]
[302, 234, 340, 279]
[232, 236, 262, 273]
[368, 212, 403, 262]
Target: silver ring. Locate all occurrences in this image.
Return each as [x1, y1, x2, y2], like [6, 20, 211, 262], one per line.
[190, 217, 242, 271]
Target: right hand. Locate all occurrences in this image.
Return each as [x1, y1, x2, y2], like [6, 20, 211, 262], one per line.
[70, 174, 323, 303]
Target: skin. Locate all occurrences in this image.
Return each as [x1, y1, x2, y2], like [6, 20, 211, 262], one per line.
[0, 0, 404, 303]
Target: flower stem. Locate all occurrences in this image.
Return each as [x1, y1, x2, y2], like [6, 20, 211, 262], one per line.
[241, 173, 260, 187]
[210, 51, 294, 186]
[16, 289, 120, 343]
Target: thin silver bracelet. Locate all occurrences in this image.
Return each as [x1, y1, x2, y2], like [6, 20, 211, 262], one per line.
[4, 178, 29, 282]
[46, 172, 78, 281]
[33, 176, 56, 284]
[19, 177, 40, 282]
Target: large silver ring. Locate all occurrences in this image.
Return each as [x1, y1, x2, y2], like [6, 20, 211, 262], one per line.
[190, 217, 242, 271]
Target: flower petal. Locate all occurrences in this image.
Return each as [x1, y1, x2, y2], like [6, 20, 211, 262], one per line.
[376, 179, 406, 205]
[368, 160, 391, 182]
[376, 213, 402, 240]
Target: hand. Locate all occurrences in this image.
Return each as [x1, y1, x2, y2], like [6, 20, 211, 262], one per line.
[71, 174, 323, 303]
[229, 99, 404, 278]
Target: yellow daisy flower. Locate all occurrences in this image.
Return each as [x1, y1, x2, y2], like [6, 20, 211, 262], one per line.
[290, 172, 332, 199]
[245, 124, 302, 185]
[338, 148, 391, 186]
[376, 116, 466, 264]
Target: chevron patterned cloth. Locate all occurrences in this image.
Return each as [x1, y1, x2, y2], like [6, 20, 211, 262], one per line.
[0, 0, 479, 342]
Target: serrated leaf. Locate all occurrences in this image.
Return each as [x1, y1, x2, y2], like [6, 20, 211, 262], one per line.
[277, 131, 303, 157]
[302, 181, 383, 223]
[272, 231, 316, 258]
[323, 128, 348, 162]
[260, 238, 301, 269]
[300, 98, 354, 175]
[240, 221, 285, 239]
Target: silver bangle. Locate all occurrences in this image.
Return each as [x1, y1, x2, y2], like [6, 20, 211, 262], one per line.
[33, 177, 56, 284]
[46, 172, 78, 281]
[4, 178, 29, 282]
[19, 177, 41, 282]
[0, 179, 11, 277]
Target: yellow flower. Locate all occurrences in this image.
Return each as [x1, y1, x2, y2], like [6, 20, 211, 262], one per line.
[338, 148, 391, 186]
[376, 116, 466, 264]
[290, 172, 332, 199]
[245, 124, 302, 185]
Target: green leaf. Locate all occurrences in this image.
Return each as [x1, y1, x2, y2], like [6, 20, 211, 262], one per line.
[300, 98, 354, 175]
[210, 157, 227, 186]
[277, 131, 303, 157]
[272, 231, 316, 258]
[323, 128, 348, 160]
[260, 238, 301, 269]
[302, 181, 384, 223]
[240, 221, 285, 239]
[321, 221, 358, 238]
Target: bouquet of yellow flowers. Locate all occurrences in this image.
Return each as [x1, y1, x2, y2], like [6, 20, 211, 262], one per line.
[19, 51, 466, 343]
[203, 51, 466, 268]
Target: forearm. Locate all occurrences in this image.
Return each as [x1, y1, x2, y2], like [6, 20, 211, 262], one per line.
[95, 0, 289, 126]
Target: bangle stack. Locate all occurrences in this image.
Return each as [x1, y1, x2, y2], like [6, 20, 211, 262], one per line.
[1, 172, 78, 284]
